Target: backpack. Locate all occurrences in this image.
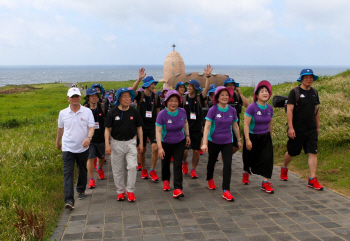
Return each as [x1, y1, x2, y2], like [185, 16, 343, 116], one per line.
[272, 85, 318, 113]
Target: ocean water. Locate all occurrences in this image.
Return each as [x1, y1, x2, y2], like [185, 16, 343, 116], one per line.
[0, 65, 348, 87]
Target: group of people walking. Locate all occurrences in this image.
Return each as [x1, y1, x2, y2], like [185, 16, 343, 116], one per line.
[56, 66, 322, 209]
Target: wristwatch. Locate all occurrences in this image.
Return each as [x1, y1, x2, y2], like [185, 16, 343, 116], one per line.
[88, 137, 92, 140]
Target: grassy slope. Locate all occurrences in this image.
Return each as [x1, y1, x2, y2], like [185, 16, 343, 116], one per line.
[0, 74, 349, 240]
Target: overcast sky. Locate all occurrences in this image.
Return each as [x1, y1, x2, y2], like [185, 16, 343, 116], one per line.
[1, 0, 349, 66]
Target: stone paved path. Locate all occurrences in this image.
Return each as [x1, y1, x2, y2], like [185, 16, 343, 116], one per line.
[51, 150, 350, 241]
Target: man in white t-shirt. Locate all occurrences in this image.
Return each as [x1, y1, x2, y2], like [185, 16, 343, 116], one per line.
[56, 87, 95, 210]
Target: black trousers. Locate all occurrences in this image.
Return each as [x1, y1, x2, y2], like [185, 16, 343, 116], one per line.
[161, 139, 186, 190]
[62, 149, 89, 203]
[207, 141, 233, 191]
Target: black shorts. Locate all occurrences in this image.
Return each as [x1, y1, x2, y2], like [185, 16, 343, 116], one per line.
[88, 142, 105, 159]
[287, 129, 318, 156]
[137, 127, 157, 147]
[185, 131, 202, 151]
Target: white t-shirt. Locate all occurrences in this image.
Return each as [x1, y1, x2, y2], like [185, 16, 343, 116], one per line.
[58, 105, 95, 153]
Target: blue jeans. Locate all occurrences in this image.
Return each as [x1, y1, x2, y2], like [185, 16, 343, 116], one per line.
[62, 150, 89, 204]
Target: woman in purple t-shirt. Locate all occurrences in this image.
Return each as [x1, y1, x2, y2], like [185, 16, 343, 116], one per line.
[243, 80, 274, 194]
[201, 86, 242, 202]
[156, 90, 191, 199]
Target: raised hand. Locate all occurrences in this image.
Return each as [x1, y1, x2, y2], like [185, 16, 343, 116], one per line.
[138, 68, 146, 80]
[204, 64, 213, 77]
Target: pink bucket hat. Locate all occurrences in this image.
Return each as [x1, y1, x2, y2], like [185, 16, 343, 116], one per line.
[213, 86, 234, 105]
[162, 90, 183, 106]
[254, 80, 272, 102]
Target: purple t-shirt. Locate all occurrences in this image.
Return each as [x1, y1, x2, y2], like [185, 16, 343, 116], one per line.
[205, 105, 238, 145]
[155, 107, 187, 144]
[244, 102, 273, 134]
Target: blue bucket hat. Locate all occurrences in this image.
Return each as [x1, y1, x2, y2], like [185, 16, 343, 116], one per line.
[297, 69, 318, 82]
[224, 78, 239, 87]
[185, 79, 201, 93]
[91, 83, 105, 95]
[85, 87, 100, 100]
[175, 81, 187, 92]
[114, 87, 136, 106]
[142, 76, 158, 88]
[207, 84, 217, 96]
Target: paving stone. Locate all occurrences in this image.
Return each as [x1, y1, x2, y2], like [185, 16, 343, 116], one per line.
[162, 226, 182, 234]
[103, 230, 123, 238]
[123, 229, 142, 237]
[183, 232, 206, 240]
[83, 232, 102, 239]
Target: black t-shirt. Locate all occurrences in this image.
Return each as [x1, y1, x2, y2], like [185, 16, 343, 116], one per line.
[105, 106, 143, 140]
[183, 94, 205, 132]
[228, 92, 243, 125]
[135, 92, 161, 130]
[87, 103, 105, 143]
[287, 87, 320, 131]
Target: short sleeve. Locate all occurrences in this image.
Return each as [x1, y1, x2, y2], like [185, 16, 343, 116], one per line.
[156, 110, 165, 126]
[105, 110, 113, 128]
[205, 106, 215, 122]
[244, 104, 255, 118]
[287, 89, 296, 105]
[58, 111, 64, 128]
[87, 109, 95, 127]
[135, 109, 143, 127]
[134, 91, 141, 102]
[232, 108, 238, 122]
[156, 94, 161, 108]
[315, 90, 320, 105]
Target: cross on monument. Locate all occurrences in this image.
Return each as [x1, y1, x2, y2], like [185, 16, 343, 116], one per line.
[172, 44, 176, 51]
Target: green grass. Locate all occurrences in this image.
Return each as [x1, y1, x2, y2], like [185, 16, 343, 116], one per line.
[0, 74, 349, 240]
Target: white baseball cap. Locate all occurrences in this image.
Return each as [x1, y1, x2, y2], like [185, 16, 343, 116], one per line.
[67, 88, 81, 97]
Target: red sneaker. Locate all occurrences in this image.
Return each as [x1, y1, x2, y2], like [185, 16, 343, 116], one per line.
[261, 182, 274, 194]
[242, 173, 250, 185]
[149, 170, 159, 182]
[126, 192, 136, 202]
[141, 169, 149, 179]
[182, 162, 188, 175]
[173, 189, 185, 199]
[222, 190, 235, 202]
[117, 193, 125, 201]
[280, 167, 288, 181]
[163, 180, 170, 191]
[308, 177, 324, 191]
[88, 178, 95, 189]
[208, 179, 216, 190]
[137, 163, 142, 171]
[97, 168, 105, 180]
[190, 169, 198, 179]
[199, 150, 203, 155]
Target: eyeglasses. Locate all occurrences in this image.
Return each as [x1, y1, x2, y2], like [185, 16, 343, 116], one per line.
[70, 95, 81, 98]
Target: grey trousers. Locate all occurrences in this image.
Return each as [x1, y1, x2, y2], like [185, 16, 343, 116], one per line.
[62, 150, 89, 204]
[110, 138, 138, 194]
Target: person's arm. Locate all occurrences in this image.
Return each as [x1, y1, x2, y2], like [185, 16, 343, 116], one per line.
[82, 127, 95, 148]
[269, 119, 273, 138]
[155, 125, 165, 159]
[236, 87, 249, 108]
[201, 120, 211, 153]
[286, 104, 295, 139]
[183, 120, 191, 147]
[132, 67, 146, 95]
[233, 122, 242, 149]
[244, 115, 252, 150]
[137, 126, 143, 154]
[105, 127, 112, 155]
[315, 105, 320, 133]
[56, 128, 64, 150]
[201, 64, 212, 98]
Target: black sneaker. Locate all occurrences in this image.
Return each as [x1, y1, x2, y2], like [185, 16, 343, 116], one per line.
[78, 192, 85, 200]
[65, 201, 74, 210]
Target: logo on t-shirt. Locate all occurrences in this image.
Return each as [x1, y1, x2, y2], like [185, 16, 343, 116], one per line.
[257, 111, 262, 116]
[115, 116, 120, 120]
[167, 119, 173, 123]
[300, 94, 305, 98]
[130, 116, 133, 120]
[216, 114, 222, 118]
